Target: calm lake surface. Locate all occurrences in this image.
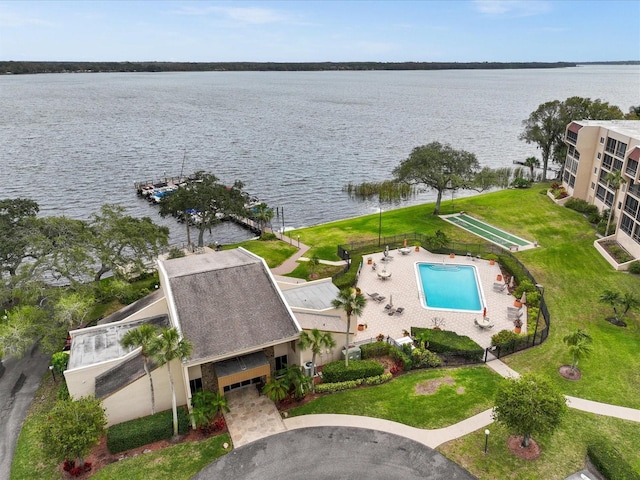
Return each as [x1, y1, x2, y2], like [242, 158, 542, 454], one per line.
[1, 65, 638, 245]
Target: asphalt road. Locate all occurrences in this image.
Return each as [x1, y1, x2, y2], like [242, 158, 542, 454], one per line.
[193, 427, 478, 480]
[0, 343, 51, 479]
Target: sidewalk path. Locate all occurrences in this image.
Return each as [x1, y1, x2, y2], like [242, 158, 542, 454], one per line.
[269, 232, 346, 276]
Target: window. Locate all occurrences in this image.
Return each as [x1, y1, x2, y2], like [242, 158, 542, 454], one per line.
[602, 154, 613, 170]
[594, 167, 598, 174]
[633, 223, 640, 244]
[605, 137, 616, 154]
[275, 354, 288, 372]
[568, 145, 575, 156]
[597, 152, 601, 159]
[189, 377, 203, 394]
[596, 185, 606, 201]
[591, 182, 595, 190]
[626, 159, 638, 177]
[569, 175, 575, 188]
[616, 142, 627, 158]
[614, 159, 623, 171]
[625, 196, 639, 217]
[620, 214, 634, 235]
[566, 130, 578, 144]
[600, 137, 605, 144]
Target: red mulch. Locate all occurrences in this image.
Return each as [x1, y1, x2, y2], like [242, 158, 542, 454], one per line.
[507, 435, 541, 460]
[558, 365, 582, 381]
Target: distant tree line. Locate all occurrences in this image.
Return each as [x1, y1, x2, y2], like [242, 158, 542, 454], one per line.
[0, 61, 579, 75]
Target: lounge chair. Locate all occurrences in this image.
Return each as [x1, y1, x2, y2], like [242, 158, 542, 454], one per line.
[383, 304, 393, 312]
[367, 292, 381, 300]
[388, 307, 397, 315]
[376, 295, 386, 303]
[507, 307, 523, 320]
[493, 282, 507, 293]
[390, 307, 404, 316]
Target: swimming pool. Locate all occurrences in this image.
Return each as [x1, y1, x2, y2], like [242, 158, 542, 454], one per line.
[416, 263, 483, 311]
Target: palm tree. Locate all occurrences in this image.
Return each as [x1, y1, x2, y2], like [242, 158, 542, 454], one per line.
[331, 288, 367, 367]
[262, 376, 289, 403]
[562, 329, 593, 373]
[284, 364, 312, 400]
[604, 170, 626, 236]
[120, 324, 159, 415]
[298, 329, 336, 392]
[252, 203, 274, 234]
[523, 156, 540, 181]
[599, 289, 621, 321]
[151, 327, 193, 438]
[620, 291, 639, 319]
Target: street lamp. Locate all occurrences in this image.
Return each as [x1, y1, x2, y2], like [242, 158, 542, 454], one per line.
[49, 365, 56, 382]
[378, 201, 382, 248]
[534, 284, 544, 342]
[484, 429, 490, 454]
[297, 235, 300, 248]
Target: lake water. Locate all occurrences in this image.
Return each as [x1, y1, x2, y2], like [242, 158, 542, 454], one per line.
[1, 65, 638, 245]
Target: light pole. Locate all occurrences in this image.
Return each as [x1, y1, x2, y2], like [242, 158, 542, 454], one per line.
[484, 429, 490, 454]
[49, 365, 56, 382]
[378, 200, 382, 248]
[297, 235, 300, 248]
[534, 284, 544, 343]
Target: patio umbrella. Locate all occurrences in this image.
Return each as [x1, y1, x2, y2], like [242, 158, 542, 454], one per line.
[509, 276, 515, 288]
[390, 294, 393, 306]
[520, 291, 527, 305]
[403, 238, 407, 247]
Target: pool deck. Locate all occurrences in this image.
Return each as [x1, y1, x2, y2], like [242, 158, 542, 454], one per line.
[354, 248, 525, 349]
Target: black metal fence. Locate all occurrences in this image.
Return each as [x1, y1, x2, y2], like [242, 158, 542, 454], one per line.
[337, 233, 551, 360]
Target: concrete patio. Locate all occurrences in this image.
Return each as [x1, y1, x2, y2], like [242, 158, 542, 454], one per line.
[353, 248, 525, 349]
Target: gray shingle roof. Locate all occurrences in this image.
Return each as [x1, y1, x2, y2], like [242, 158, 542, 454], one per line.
[161, 249, 301, 364]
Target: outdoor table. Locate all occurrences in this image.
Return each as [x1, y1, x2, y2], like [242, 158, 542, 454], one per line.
[398, 247, 411, 255]
[477, 317, 491, 328]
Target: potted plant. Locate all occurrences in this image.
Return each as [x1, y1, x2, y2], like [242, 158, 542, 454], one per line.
[513, 318, 523, 334]
[367, 257, 373, 265]
[414, 242, 421, 252]
[486, 253, 498, 266]
[402, 329, 410, 337]
[376, 333, 385, 342]
[513, 298, 523, 308]
[358, 323, 367, 331]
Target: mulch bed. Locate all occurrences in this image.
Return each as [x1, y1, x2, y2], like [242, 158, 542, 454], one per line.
[558, 365, 582, 381]
[507, 435, 541, 460]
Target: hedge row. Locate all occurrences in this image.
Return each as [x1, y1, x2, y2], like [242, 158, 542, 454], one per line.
[587, 440, 640, 480]
[315, 373, 393, 393]
[321, 359, 385, 383]
[360, 341, 391, 359]
[412, 328, 484, 361]
[107, 407, 190, 454]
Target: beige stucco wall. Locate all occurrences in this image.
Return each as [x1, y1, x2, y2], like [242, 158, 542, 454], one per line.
[64, 357, 129, 399]
[101, 358, 188, 426]
[113, 296, 169, 323]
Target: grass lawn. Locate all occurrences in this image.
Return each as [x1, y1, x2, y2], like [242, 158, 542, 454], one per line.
[227, 238, 298, 268]
[438, 409, 640, 480]
[90, 434, 231, 480]
[288, 365, 504, 429]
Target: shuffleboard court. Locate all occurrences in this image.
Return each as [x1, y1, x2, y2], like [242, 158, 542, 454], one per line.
[441, 213, 536, 251]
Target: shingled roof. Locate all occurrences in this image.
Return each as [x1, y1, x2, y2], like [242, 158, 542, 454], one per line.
[160, 249, 301, 364]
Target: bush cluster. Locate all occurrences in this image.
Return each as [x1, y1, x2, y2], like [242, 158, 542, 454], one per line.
[565, 198, 599, 216]
[106, 408, 190, 454]
[411, 347, 442, 368]
[390, 345, 412, 371]
[315, 373, 393, 393]
[321, 359, 385, 383]
[412, 328, 484, 361]
[360, 341, 391, 359]
[491, 329, 519, 347]
[587, 440, 640, 480]
[628, 261, 640, 275]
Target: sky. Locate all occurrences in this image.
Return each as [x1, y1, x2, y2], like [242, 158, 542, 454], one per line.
[1, 0, 639, 63]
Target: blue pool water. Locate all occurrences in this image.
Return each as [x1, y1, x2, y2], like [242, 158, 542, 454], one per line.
[417, 263, 482, 311]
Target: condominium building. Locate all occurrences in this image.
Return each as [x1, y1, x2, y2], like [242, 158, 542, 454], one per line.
[562, 120, 640, 262]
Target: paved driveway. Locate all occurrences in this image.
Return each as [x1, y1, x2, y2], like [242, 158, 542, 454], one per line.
[193, 426, 477, 480]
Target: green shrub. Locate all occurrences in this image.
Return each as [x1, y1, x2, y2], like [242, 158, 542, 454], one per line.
[565, 198, 598, 215]
[389, 347, 412, 371]
[496, 254, 527, 285]
[259, 232, 277, 241]
[321, 359, 384, 383]
[360, 341, 391, 359]
[513, 279, 536, 299]
[107, 408, 190, 454]
[491, 329, 519, 347]
[333, 253, 363, 290]
[525, 290, 540, 308]
[587, 440, 640, 480]
[315, 373, 393, 393]
[167, 246, 186, 259]
[411, 348, 442, 368]
[587, 211, 602, 224]
[628, 261, 640, 275]
[412, 328, 484, 361]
